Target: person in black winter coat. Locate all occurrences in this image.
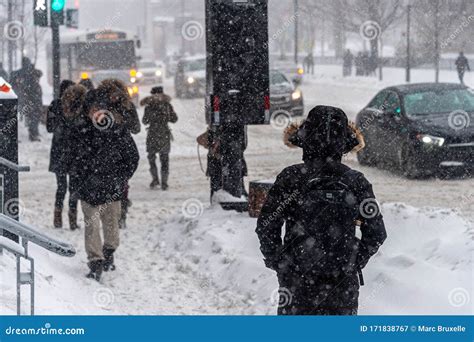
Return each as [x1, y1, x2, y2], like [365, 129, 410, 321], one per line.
[47, 79, 77, 229]
[141, 86, 177, 190]
[256, 106, 387, 315]
[10, 57, 43, 141]
[455, 52, 470, 84]
[342, 49, 353, 77]
[69, 86, 139, 281]
[95, 79, 141, 229]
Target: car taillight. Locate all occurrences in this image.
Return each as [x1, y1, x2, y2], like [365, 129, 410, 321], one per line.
[264, 95, 270, 110]
[264, 94, 270, 122]
[213, 95, 220, 113]
[213, 95, 220, 125]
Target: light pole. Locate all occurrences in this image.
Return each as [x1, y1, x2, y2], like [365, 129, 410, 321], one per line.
[7, 0, 13, 75]
[406, 4, 411, 83]
[294, 0, 298, 64]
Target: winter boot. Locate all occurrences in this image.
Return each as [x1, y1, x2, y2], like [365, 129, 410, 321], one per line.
[103, 247, 116, 272]
[149, 154, 160, 189]
[86, 260, 103, 281]
[54, 207, 62, 228]
[150, 178, 160, 189]
[161, 171, 169, 191]
[68, 209, 79, 231]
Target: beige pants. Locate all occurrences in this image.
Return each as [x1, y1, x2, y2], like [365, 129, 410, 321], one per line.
[82, 200, 121, 262]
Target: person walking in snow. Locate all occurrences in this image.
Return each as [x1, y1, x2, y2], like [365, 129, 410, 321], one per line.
[342, 49, 353, 77]
[141, 86, 178, 190]
[47, 79, 81, 230]
[97, 79, 141, 229]
[256, 105, 387, 315]
[10, 57, 43, 141]
[455, 52, 470, 84]
[70, 83, 139, 281]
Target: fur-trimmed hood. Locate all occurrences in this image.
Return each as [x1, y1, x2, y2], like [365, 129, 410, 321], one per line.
[283, 120, 365, 154]
[61, 84, 87, 119]
[140, 93, 171, 106]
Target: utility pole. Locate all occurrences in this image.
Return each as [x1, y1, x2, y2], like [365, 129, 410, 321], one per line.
[406, 4, 411, 83]
[434, 0, 440, 83]
[50, 0, 66, 99]
[181, 0, 185, 55]
[7, 0, 13, 75]
[294, 0, 298, 64]
[51, 22, 60, 99]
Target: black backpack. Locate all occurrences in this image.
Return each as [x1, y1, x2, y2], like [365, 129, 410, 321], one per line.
[290, 169, 361, 276]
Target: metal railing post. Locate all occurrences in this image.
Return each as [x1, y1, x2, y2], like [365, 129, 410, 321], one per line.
[0, 214, 75, 315]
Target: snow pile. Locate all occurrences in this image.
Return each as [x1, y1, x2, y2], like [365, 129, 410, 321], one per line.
[157, 202, 473, 315]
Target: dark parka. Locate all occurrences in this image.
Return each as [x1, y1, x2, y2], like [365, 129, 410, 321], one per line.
[47, 80, 75, 173]
[10, 59, 43, 117]
[256, 106, 387, 315]
[141, 94, 178, 154]
[69, 90, 140, 206]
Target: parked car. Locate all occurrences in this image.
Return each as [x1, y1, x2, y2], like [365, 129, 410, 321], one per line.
[356, 83, 474, 178]
[175, 55, 206, 98]
[269, 69, 304, 117]
[136, 60, 163, 85]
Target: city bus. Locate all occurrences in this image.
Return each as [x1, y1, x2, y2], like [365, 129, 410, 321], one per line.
[46, 28, 141, 101]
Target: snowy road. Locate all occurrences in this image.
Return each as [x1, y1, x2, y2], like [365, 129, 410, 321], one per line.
[1, 67, 471, 314]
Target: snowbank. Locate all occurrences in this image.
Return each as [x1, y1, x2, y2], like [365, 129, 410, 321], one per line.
[157, 202, 473, 315]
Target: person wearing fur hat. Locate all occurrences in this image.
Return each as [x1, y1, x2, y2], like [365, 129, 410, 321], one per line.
[47, 80, 81, 229]
[256, 105, 387, 315]
[141, 86, 178, 190]
[69, 84, 139, 281]
[96, 79, 141, 229]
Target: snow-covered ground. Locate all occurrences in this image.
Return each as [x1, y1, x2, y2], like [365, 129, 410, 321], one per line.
[0, 65, 472, 315]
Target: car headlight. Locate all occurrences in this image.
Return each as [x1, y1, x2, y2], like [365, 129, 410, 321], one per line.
[292, 89, 302, 100]
[136, 71, 143, 78]
[187, 76, 195, 84]
[417, 134, 445, 147]
[155, 70, 162, 77]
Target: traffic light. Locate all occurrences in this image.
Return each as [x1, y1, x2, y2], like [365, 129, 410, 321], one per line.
[33, 0, 48, 27]
[51, 0, 66, 26]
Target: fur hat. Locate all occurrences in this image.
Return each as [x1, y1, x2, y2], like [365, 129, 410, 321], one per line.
[283, 106, 365, 158]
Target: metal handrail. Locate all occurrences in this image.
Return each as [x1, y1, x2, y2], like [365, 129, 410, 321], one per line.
[0, 213, 76, 315]
[0, 214, 75, 257]
[0, 157, 30, 172]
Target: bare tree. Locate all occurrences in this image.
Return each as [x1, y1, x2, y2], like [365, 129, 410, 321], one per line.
[413, 0, 470, 82]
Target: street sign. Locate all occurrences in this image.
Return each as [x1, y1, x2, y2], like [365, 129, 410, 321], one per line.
[33, 0, 48, 27]
[66, 9, 79, 28]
